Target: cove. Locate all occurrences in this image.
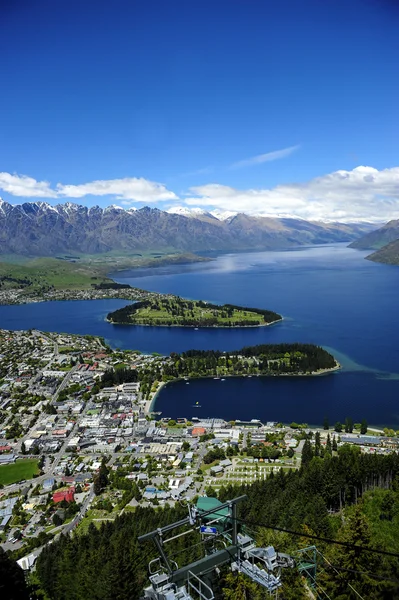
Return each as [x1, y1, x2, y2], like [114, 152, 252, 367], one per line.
[0, 244, 398, 426]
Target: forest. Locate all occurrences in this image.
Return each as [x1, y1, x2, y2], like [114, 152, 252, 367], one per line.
[27, 445, 399, 599]
[100, 343, 338, 402]
[107, 296, 282, 327]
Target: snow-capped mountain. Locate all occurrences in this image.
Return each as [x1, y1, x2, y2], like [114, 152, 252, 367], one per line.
[210, 210, 238, 221]
[0, 198, 375, 256]
[167, 206, 215, 219]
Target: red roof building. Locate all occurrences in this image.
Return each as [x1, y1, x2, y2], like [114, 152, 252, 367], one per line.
[192, 427, 206, 437]
[53, 488, 75, 504]
[0, 445, 12, 453]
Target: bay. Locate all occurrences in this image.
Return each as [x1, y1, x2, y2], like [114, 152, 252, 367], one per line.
[0, 243, 398, 426]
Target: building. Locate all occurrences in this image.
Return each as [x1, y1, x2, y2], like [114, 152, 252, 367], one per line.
[53, 488, 75, 504]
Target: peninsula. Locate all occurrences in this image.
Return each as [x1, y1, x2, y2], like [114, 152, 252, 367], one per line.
[106, 297, 282, 327]
[100, 342, 340, 408]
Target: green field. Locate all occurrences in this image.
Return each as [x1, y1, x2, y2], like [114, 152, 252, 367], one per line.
[108, 297, 281, 327]
[0, 252, 209, 291]
[0, 258, 111, 290]
[0, 459, 40, 486]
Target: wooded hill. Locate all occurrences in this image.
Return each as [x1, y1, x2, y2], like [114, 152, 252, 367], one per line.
[32, 446, 399, 599]
[107, 297, 282, 327]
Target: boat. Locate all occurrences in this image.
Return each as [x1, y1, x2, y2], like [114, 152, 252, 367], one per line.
[213, 377, 220, 380]
[186, 382, 189, 385]
[192, 401, 201, 408]
[221, 378, 225, 381]
[194, 327, 199, 330]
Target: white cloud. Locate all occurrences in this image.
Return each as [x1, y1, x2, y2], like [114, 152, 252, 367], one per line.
[0, 173, 177, 204]
[1, 165, 399, 222]
[0, 172, 57, 198]
[57, 177, 177, 203]
[230, 145, 300, 169]
[184, 166, 399, 222]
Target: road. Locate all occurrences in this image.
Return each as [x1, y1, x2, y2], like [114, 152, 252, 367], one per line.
[63, 485, 95, 535]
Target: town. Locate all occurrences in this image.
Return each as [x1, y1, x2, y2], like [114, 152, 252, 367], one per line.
[0, 328, 398, 573]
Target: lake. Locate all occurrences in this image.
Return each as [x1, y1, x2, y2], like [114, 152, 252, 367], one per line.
[0, 244, 398, 426]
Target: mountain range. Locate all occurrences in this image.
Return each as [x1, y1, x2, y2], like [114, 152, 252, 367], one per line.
[0, 198, 376, 257]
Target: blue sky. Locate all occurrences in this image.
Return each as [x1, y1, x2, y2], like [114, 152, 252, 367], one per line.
[0, 0, 398, 221]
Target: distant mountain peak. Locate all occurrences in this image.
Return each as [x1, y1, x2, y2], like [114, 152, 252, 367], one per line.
[0, 199, 376, 256]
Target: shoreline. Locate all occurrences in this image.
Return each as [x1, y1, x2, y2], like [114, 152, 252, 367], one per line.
[147, 362, 341, 414]
[106, 316, 283, 329]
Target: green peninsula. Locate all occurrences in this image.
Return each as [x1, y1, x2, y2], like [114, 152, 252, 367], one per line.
[106, 297, 282, 327]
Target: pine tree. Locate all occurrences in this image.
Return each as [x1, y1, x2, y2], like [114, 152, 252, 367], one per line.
[301, 439, 313, 467]
[319, 505, 390, 599]
[360, 419, 368, 435]
[326, 433, 332, 455]
[314, 431, 321, 457]
[323, 416, 329, 430]
[0, 548, 30, 600]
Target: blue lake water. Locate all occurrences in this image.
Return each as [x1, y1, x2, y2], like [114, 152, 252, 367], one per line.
[0, 244, 399, 426]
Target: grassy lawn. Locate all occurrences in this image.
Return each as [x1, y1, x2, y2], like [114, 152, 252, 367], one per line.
[76, 509, 116, 535]
[108, 297, 279, 327]
[0, 459, 40, 486]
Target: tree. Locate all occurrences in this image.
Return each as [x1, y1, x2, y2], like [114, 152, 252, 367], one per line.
[222, 572, 265, 600]
[360, 419, 368, 435]
[21, 441, 26, 455]
[314, 431, 321, 457]
[287, 447, 295, 459]
[345, 416, 354, 433]
[94, 459, 109, 496]
[323, 416, 329, 430]
[301, 439, 313, 467]
[332, 435, 338, 452]
[334, 421, 343, 433]
[0, 547, 30, 600]
[319, 505, 390, 599]
[326, 433, 332, 455]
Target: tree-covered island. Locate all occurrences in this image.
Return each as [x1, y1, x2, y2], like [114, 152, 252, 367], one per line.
[106, 297, 282, 327]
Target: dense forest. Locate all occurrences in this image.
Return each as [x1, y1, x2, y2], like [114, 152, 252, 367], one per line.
[30, 446, 399, 599]
[107, 297, 282, 327]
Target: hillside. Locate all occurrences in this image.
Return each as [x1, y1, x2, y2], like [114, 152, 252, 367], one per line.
[32, 448, 399, 600]
[0, 199, 374, 257]
[366, 239, 399, 265]
[349, 219, 399, 250]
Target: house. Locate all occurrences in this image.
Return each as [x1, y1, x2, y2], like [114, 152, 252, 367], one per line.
[191, 427, 206, 437]
[53, 488, 75, 503]
[17, 553, 37, 571]
[210, 465, 224, 475]
[42, 477, 55, 492]
[0, 453, 15, 464]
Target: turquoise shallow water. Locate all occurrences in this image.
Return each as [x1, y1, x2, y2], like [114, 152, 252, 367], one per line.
[0, 244, 398, 426]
